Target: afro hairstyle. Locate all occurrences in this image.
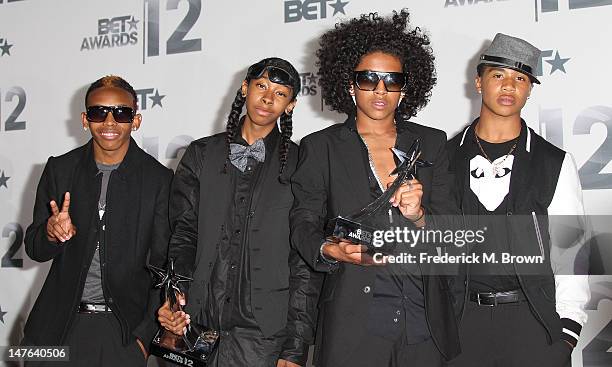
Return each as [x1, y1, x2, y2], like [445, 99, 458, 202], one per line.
[316, 9, 436, 120]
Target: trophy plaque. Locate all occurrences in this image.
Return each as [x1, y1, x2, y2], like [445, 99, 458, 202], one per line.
[149, 260, 219, 367]
[325, 138, 432, 253]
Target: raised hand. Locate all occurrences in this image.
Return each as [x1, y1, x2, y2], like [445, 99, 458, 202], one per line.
[389, 179, 424, 222]
[46, 192, 77, 243]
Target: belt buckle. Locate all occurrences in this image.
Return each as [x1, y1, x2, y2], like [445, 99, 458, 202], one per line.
[477, 292, 496, 307]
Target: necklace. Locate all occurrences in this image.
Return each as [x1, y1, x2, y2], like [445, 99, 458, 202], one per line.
[474, 129, 518, 175]
[358, 134, 394, 224]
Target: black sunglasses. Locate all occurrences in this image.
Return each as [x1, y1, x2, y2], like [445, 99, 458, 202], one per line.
[86, 105, 135, 123]
[353, 70, 407, 92]
[248, 64, 297, 91]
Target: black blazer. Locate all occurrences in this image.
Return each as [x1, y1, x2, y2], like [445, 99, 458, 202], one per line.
[167, 128, 321, 365]
[290, 117, 461, 365]
[23, 138, 173, 350]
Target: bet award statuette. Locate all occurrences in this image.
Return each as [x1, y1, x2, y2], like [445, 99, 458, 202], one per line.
[325, 138, 432, 253]
[149, 259, 219, 367]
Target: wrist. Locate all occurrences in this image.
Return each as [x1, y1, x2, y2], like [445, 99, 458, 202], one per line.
[405, 206, 424, 222]
[319, 243, 338, 264]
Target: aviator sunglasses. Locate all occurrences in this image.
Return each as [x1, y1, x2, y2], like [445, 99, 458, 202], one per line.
[353, 70, 407, 92]
[86, 105, 135, 123]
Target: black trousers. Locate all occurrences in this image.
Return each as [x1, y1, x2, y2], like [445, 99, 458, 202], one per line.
[447, 300, 573, 367]
[318, 335, 444, 367]
[208, 326, 285, 367]
[25, 312, 146, 367]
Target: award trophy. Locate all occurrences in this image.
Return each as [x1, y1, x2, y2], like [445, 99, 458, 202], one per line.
[325, 138, 432, 253]
[148, 260, 219, 367]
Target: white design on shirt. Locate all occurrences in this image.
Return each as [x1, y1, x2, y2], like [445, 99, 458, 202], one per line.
[469, 154, 514, 211]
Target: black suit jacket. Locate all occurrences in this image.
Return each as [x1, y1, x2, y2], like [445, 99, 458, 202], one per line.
[23, 138, 173, 350]
[167, 129, 321, 365]
[290, 117, 461, 365]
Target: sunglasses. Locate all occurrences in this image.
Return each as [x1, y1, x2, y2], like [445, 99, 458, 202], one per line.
[248, 64, 297, 91]
[353, 70, 407, 92]
[86, 105, 135, 123]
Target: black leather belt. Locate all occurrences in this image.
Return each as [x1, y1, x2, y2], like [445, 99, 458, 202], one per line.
[78, 302, 112, 313]
[469, 290, 524, 306]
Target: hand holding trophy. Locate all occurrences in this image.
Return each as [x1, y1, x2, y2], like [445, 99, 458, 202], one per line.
[325, 138, 432, 255]
[149, 259, 219, 366]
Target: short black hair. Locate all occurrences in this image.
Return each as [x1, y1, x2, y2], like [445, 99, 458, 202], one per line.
[85, 75, 138, 109]
[316, 9, 436, 120]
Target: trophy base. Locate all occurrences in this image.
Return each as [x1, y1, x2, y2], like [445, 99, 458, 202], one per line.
[150, 325, 218, 367]
[326, 216, 376, 247]
[326, 216, 396, 254]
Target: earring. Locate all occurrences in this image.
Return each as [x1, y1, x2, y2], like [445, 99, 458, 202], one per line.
[132, 127, 138, 131]
[83, 126, 88, 131]
[241, 92, 247, 98]
[477, 90, 482, 94]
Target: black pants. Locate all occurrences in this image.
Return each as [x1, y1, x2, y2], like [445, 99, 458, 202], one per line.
[25, 312, 146, 367]
[447, 300, 572, 367]
[318, 335, 443, 367]
[208, 326, 285, 367]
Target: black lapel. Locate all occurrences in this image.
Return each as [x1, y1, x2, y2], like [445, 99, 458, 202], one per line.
[200, 137, 232, 237]
[74, 140, 101, 221]
[335, 117, 373, 205]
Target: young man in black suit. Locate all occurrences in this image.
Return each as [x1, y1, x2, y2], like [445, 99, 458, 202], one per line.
[157, 58, 320, 367]
[22, 75, 173, 366]
[290, 10, 460, 367]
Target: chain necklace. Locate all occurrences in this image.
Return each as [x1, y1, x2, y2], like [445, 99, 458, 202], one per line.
[474, 129, 518, 175]
[359, 135, 394, 224]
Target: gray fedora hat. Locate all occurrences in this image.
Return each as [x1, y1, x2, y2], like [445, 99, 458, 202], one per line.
[478, 33, 542, 84]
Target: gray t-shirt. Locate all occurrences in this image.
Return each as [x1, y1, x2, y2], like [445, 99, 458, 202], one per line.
[81, 162, 120, 303]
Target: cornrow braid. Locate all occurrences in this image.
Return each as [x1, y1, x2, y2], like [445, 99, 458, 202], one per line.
[223, 89, 246, 173]
[278, 110, 293, 177]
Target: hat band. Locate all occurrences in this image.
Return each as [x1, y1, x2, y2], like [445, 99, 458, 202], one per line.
[480, 55, 533, 75]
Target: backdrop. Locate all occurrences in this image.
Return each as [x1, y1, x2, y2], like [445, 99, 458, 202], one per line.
[1, 1, 611, 366]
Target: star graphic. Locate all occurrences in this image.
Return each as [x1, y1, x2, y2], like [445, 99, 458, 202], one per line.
[390, 139, 432, 176]
[307, 73, 318, 85]
[329, 0, 349, 16]
[149, 259, 192, 307]
[0, 170, 10, 188]
[0, 40, 13, 56]
[127, 16, 139, 31]
[0, 305, 7, 324]
[546, 51, 570, 74]
[149, 89, 165, 108]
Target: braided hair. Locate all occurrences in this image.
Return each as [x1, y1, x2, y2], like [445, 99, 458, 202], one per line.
[223, 57, 301, 177]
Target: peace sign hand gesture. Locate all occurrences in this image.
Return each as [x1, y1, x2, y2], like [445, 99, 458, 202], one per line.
[46, 192, 77, 243]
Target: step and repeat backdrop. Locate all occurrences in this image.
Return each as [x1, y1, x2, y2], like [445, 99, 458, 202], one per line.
[1, 0, 611, 366]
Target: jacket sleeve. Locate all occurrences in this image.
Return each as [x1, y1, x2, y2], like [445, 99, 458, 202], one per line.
[547, 152, 590, 346]
[133, 166, 174, 350]
[279, 248, 325, 365]
[290, 136, 337, 273]
[167, 143, 203, 280]
[424, 130, 460, 217]
[24, 157, 68, 262]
